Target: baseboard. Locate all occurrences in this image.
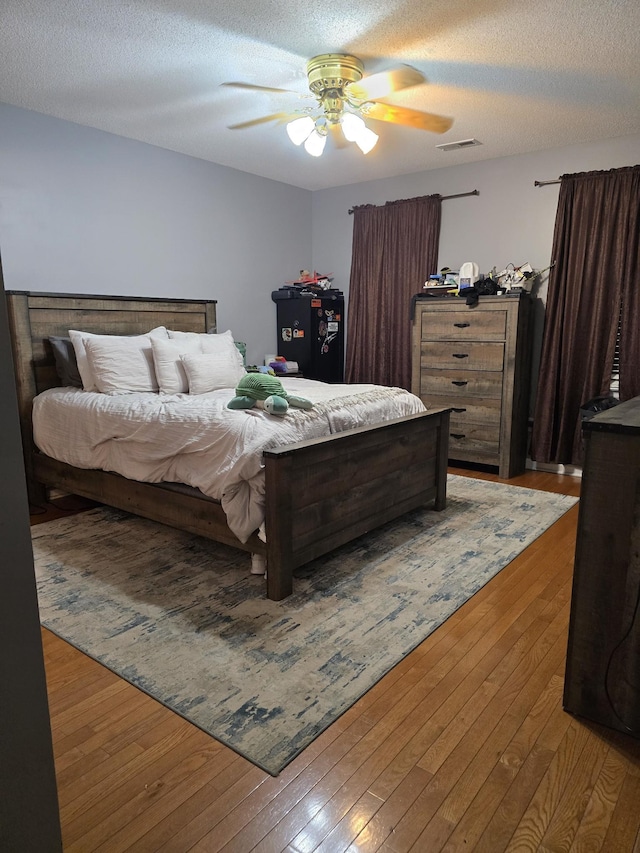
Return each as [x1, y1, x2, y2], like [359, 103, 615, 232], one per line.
[526, 459, 582, 478]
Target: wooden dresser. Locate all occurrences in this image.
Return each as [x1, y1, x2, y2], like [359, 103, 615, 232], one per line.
[563, 397, 640, 737]
[411, 293, 532, 479]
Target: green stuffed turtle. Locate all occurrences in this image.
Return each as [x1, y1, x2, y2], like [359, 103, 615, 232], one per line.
[227, 373, 313, 417]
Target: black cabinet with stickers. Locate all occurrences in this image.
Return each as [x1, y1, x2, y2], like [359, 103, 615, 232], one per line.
[271, 288, 344, 383]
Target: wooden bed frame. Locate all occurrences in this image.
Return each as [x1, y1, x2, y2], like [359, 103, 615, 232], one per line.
[7, 291, 450, 600]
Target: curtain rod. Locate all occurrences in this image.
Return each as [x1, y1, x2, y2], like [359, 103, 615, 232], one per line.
[534, 179, 561, 187]
[442, 189, 479, 200]
[348, 189, 479, 214]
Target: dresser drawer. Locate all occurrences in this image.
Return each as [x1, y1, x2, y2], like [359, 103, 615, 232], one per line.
[423, 395, 502, 427]
[420, 369, 503, 399]
[420, 341, 504, 371]
[421, 310, 507, 341]
[447, 425, 500, 465]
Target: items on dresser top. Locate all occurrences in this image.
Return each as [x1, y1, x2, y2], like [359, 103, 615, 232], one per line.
[411, 293, 532, 479]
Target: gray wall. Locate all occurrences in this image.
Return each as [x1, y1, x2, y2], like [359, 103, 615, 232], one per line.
[3, 100, 638, 379]
[0, 102, 312, 367]
[311, 132, 640, 402]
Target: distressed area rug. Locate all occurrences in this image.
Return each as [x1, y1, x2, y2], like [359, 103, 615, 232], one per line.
[32, 475, 578, 775]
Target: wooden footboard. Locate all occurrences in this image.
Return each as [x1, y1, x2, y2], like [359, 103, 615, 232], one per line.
[263, 407, 449, 599]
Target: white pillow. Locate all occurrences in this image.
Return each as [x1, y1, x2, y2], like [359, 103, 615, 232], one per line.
[166, 329, 201, 342]
[151, 337, 202, 394]
[199, 331, 243, 361]
[69, 327, 168, 392]
[84, 335, 161, 394]
[167, 329, 235, 342]
[168, 329, 237, 351]
[180, 351, 246, 395]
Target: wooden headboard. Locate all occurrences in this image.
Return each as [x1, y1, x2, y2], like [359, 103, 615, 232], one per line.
[5, 290, 217, 502]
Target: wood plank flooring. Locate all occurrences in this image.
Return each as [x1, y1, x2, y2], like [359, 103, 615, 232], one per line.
[32, 469, 640, 852]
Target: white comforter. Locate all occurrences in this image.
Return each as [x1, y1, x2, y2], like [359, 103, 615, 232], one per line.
[33, 378, 425, 542]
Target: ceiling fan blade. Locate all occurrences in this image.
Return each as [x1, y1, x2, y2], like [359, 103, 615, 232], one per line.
[221, 82, 300, 95]
[227, 112, 301, 130]
[362, 102, 453, 134]
[345, 65, 425, 102]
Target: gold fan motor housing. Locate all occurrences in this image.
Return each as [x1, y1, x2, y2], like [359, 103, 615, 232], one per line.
[306, 54, 364, 124]
[306, 54, 363, 96]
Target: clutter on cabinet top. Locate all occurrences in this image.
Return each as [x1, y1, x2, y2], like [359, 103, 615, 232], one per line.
[458, 261, 479, 289]
[423, 267, 460, 293]
[246, 364, 276, 375]
[284, 269, 335, 291]
[496, 262, 535, 292]
[268, 356, 300, 374]
[423, 261, 554, 298]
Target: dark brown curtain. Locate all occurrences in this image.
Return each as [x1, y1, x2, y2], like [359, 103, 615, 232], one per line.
[345, 194, 441, 389]
[531, 165, 640, 465]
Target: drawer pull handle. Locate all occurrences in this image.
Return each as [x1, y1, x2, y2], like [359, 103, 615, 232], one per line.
[452, 407, 467, 413]
[451, 380, 468, 387]
[452, 353, 469, 359]
[454, 322, 470, 328]
[451, 433, 466, 440]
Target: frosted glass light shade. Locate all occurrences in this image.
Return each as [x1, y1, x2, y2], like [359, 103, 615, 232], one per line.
[304, 129, 327, 157]
[286, 116, 315, 145]
[341, 112, 366, 142]
[355, 125, 379, 154]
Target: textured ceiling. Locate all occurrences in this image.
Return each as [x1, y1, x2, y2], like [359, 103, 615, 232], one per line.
[1, 0, 639, 191]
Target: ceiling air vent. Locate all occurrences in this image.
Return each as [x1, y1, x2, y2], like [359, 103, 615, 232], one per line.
[435, 138, 482, 152]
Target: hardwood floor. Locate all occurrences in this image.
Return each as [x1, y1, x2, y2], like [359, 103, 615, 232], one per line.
[32, 470, 640, 852]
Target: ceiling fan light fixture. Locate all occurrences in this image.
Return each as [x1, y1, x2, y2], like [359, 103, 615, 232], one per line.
[286, 115, 315, 146]
[340, 112, 366, 142]
[354, 125, 379, 154]
[304, 128, 327, 157]
[340, 112, 378, 153]
[227, 53, 454, 157]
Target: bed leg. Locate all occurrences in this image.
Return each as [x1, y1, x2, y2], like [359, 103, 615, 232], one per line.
[434, 410, 450, 511]
[266, 572, 293, 601]
[27, 478, 47, 510]
[264, 545, 293, 601]
[264, 454, 294, 600]
[250, 553, 267, 575]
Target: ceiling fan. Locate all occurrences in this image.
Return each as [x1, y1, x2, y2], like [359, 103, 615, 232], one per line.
[222, 54, 454, 157]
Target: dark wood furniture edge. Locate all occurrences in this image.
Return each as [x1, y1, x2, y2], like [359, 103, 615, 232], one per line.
[563, 399, 640, 734]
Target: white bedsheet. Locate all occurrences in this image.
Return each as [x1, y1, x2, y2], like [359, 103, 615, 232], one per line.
[32, 378, 426, 542]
